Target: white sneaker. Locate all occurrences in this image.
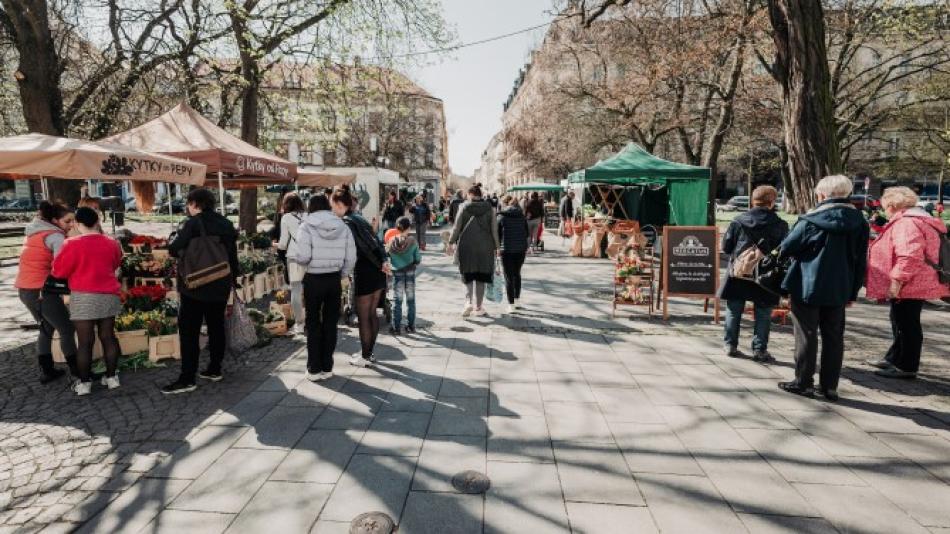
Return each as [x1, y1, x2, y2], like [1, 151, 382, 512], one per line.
[306, 371, 322, 382]
[73, 381, 92, 396]
[320, 371, 334, 380]
[292, 324, 305, 336]
[101, 375, 120, 390]
[461, 304, 474, 317]
[506, 303, 515, 314]
[473, 308, 487, 317]
[349, 354, 370, 367]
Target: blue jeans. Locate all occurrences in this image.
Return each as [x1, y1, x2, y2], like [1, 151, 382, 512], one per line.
[392, 269, 416, 329]
[724, 299, 773, 352]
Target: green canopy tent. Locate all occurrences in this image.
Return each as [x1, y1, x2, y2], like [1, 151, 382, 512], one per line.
[508, 182, 565, 192]
[568, 143, 710, 226]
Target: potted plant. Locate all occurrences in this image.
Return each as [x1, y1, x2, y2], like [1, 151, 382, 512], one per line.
[147, 315, 180, 362]
[115, 311, 150, 355]
[122, 285, 168, 312]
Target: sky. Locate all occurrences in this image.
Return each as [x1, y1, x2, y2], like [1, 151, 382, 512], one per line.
[413, 0, 554, 177]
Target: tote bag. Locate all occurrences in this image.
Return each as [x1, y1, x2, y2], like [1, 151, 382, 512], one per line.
[486, 258, 505, 303]
[226, 291, 258, 360]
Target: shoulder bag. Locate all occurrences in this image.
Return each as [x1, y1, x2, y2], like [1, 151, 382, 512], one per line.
[178, 216, 232, 290]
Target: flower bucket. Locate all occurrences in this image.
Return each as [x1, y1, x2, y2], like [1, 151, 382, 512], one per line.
[148, 334, 181, 362]
[254, 274, 267, 299]
[263, 320, 288, 337]
[116, 330, 149, 355]
[151, 249, 170, 261]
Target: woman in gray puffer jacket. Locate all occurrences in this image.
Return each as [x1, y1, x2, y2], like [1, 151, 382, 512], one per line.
[288, 194, 356, 381]
[450, 184, 499, 317]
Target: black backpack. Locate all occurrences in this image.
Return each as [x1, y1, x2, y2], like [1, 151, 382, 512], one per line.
[344, 214, 386, 268]
[925, 224, 950, 285]
[178, 216, 231, 290]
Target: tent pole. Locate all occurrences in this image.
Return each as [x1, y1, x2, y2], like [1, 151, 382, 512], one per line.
[41, 177, 49, 201]
[218, 171, 225, 215]
[167, 183, 173, 216]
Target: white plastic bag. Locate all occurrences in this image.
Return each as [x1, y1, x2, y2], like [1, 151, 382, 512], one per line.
[487, 258, 505, 303]
[226, 290, 258, 361]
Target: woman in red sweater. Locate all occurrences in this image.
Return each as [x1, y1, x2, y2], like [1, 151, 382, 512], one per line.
[51, 207, 123, 396]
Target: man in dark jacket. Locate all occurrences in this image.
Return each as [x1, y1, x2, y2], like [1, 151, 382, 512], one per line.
[777, 175, 870, 401]
[559, 191, 575, 237]
[719, 186, 789, 362]
[164, 188, 239, 395]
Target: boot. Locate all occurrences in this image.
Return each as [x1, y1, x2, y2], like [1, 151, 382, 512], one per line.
[38, 353, 65, 384]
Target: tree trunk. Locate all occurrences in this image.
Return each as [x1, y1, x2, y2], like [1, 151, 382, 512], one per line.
[1, 0, 81, 205]
[768, 0, 841, 213]
[778, 142, 796, 213]
[237, 77, 260, 235]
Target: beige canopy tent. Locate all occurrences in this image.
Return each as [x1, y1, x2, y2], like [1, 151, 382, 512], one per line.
[0, 134, 207, 196]
[103, 103, 296, 209]
[295, 169, 357, 188]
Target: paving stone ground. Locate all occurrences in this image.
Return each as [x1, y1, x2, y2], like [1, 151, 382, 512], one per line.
[2, 232, 950, 533]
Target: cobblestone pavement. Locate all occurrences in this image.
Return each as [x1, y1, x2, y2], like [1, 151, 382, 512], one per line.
[1, 235, 949, 533]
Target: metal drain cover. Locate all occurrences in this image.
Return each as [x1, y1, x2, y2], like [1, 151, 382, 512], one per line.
[452, 470, 491, 494]
[349, 511, 395, 534]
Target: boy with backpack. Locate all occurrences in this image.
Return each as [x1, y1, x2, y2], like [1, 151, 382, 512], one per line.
[387, 217, 422, 334]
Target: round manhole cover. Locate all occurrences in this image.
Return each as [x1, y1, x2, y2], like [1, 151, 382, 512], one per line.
[349, 511, 395, 534]
[452, 470, 491, 494]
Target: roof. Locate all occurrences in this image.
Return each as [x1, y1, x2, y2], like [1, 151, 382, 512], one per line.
[569, 143, 711, 184]
[0, 133, 207, 185]
[102, 103, 295, 183]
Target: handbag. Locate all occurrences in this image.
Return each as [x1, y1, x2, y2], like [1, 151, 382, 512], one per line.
[42, 275, 70, 295]
[225, 290, 258, 360]
[486, 257, 505, 303]
[754, 251, 790, 297]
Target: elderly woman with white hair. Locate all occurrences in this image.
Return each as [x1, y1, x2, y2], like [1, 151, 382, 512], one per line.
[865, 187, 949, 379]
[776, 175, 870, 401]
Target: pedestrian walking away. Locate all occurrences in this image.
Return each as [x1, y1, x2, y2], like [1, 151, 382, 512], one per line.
[450, 183, 499, 317]
[380, 192, 405, 241]
[410, 195, 432, 251]
[865, 187, 949, 379]
[161, 189, 240, 395]
[336, 185, 392, 367]
[387, 217, 422, 334]
[15, 201, 78, 383]
[719, 185, 789, 362]
[559, 191, 575, 237]
[278, 192, 306, 334]
[51, 208, 123, 396]
[497, 195, 530, 313]
[449, 190, 465, 225]
[525, 192, 545, 252]
[777, 175, 870, 401]
[290, 193, 356, 381]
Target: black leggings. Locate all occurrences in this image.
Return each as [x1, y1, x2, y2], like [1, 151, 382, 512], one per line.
[501, 252, 526, 304]
[355, 288, 384, 358]
[74, 317, 120, 382]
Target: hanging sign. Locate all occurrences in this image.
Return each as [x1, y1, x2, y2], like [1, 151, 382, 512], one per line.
[662, 225, 720, 322]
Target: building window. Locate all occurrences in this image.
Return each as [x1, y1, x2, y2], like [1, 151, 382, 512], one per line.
[322, 110, 337, 132]
[425, 143, 435, 168]
[323, 144, 337, 166]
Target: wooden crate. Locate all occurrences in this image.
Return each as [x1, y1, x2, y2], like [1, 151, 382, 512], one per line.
[263, 320, 288, 336]
[116, 330, 149, 355]
[148, 334, 181, 362]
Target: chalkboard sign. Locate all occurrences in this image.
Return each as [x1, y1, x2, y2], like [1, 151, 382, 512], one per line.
[543, 206, 560, 229]
[662, 226, 719, 322]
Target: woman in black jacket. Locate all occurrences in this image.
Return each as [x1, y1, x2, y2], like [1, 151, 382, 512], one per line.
[497, 195, 530, 313]
[333, 185, 391, 367]
[162, 188, 239, 395]
[718, 186, 789, 363]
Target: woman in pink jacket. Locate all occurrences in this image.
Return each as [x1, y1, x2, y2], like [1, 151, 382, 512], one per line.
[865, 187, 949, 379]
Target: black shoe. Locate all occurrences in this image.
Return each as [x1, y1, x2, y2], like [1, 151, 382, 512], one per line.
[819, 388, 839, 402]
[39, 368, 66, 385]
[778, 381, 814, 398]
[389, 326, 401, 335]
[161, 381, 197, 395]
[753, 350, 776, 364]
[198, 370, 223, 382]
[725, 346, 741, 358]
[405, 325, 416, 334]
[874, 367, 917, 379]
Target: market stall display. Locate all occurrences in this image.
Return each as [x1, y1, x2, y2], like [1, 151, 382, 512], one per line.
[613, 244, 656, 317]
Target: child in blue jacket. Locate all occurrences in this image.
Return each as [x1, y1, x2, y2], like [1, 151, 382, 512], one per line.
[386, 217, 422, 334]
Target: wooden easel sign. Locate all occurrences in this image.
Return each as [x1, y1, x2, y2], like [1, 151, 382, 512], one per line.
[661, 226, 720, 323]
